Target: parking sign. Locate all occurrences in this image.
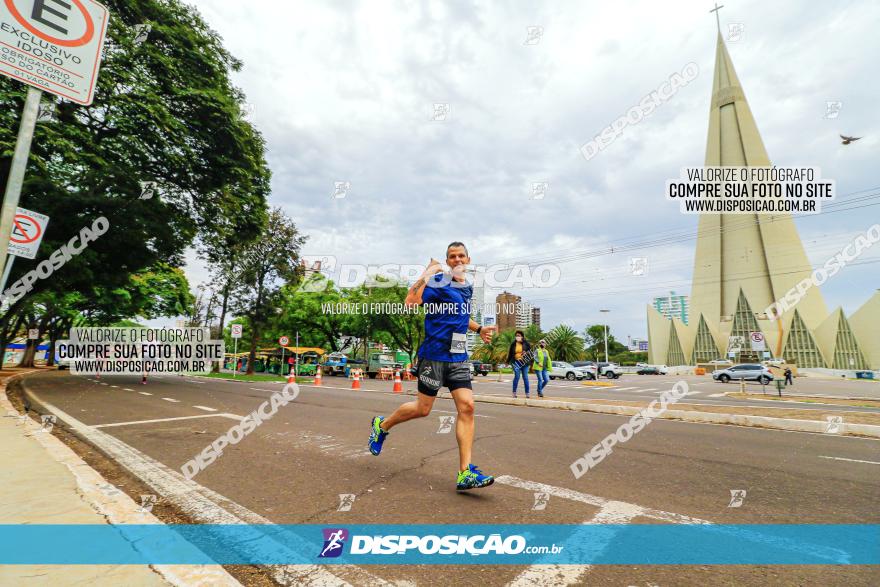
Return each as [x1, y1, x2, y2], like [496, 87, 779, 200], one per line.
[0, 0, 110, 105]
[750, 332, 766, 351]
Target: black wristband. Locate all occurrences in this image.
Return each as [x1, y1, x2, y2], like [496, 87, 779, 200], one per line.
[476, 326, 482, 335]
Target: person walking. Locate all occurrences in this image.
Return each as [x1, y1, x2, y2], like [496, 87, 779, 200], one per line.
[533, 339, 551, 397]
[367, 242, 498, 491]
[507, 330, 532, 399]
[784, 367, 793, 386]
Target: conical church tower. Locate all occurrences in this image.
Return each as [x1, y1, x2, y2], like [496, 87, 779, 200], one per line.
[647, 28, 873, 369]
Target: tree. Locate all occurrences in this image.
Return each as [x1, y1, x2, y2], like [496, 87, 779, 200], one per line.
[547, 324, 585, 362]
[0, 0, 269, 360]
[234, 209, 305, 374]
[523, 324, 544, 345]
[583, 324, 626, 361]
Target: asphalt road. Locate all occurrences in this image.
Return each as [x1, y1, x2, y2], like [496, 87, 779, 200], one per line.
[337, 371, 880, 413]
[21, 371, 880, 586]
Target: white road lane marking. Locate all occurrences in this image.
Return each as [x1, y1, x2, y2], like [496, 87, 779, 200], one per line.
[123, 388, 135, 391]
[819, 456, 880, 465]
[497, 475, 847, 574]
[708, 393, 727, 398]
[508, 500, 644, 586]
[139, 392, 152, 396]
[110, 385, 119, 388]
[193, 405, 218, 412]
[162, 398, 180, 403]
[614, 387, 639, 391]
[24, 388, 387, 587]
[93, 413, 243, 428]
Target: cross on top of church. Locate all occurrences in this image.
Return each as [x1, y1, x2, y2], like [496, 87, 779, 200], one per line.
[710, 3, 724, 32]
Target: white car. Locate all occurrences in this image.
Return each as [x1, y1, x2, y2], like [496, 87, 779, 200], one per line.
[549, 361, 591, 381]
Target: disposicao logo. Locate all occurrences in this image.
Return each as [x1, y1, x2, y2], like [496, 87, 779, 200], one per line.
[319, 528, 348, 558]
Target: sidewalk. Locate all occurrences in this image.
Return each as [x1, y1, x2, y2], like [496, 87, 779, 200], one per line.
[0, 368, 239, 587]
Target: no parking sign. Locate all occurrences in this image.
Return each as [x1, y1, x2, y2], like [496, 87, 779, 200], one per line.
[8, 206, 48, 259]
[749, 331, 766, 351]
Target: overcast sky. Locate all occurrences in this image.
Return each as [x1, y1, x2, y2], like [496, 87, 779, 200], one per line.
[184, 0, 879, 342]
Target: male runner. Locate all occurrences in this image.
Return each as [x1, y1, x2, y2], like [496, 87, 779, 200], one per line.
[368, 242, 497, 490]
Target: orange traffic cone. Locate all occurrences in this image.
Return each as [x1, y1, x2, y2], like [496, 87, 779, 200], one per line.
[287, 374, 295, 385]
[314, 368, 322, 386]
[393, 370, 402, 393]
[351, 371, 361, 390]
[141, 373, 147, 385]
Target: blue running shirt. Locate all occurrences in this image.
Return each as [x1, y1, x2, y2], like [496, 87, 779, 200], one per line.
[417, 273, 473, 362]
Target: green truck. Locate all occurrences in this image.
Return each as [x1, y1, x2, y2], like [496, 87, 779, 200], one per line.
[366, 352, 404, 378]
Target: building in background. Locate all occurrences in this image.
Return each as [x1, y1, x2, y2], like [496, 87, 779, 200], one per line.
[515, 301, 533, 329]
[466, 284, 486, 352]
[496, 291, 520, 331]
[652, 291, 689, 325]
[628, 337, 649, 352]
[647, 29, 875, 369]
[531, 307, 541, 330]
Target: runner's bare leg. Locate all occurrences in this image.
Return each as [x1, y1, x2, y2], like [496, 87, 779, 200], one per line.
[450, 387, 475, 471]
[381, 392, 436, 431]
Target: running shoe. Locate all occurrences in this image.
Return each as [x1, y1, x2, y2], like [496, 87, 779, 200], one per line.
[368, 416, 388, 456]
[456, 464, 495, 491]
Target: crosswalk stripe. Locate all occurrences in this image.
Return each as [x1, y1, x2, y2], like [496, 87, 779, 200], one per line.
[193, 405, 218, 412]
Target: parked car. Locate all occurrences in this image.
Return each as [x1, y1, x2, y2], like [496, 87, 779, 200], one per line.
[712, 364, 773, 384]
[637, 366, 662, 375]
[596, 362, 623, 379]
[708, 358, 733, 365]
[571, 361, 598, 380]
[469, 360, 490, 376]
[549, 361, 590, 381]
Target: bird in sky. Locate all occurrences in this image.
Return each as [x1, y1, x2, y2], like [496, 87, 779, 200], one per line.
[840, 134, 862, 145]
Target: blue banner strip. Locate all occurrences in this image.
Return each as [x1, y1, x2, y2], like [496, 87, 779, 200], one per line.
[0, 524, 876, 565]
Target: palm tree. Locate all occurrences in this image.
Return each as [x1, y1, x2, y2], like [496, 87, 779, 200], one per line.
[523, 324, 544, 345]
[546, 324, 585, 362]
[486, 329, 515, 365]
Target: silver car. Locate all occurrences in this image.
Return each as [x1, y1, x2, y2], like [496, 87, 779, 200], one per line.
[712, 364, 773, 384]
[549, 361, 590, 381]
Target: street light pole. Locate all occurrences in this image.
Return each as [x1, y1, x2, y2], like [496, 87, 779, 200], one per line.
[600, 309, 610, 363]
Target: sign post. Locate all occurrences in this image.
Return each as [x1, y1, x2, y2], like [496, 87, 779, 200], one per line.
[0, 0, 110, 281]
[278, 336, 289, 376]
[0, 206, 49, 295]
[231, 324, 243, 378]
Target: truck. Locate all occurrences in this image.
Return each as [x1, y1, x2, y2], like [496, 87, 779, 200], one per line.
[323, 352, 349, 376]
[366, 352, 404, 379]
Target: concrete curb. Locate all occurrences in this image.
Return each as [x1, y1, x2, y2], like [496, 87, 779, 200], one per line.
[17, 373, 392, 587]
[2, 372, 241, 587]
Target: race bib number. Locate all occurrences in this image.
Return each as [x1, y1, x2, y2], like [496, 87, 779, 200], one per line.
[449, 332, 467, 354]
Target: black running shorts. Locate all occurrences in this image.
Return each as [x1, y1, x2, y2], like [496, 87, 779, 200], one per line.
[416, 358, 472, 396]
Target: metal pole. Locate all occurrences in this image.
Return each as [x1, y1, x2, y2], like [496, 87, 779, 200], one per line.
[600, 309, 610, 363]
[232, 337, 237, 378]
[280, 345, 285, 378]
[0, 255, 15, 295]
[0, 87, 42, 280]
[295, 331, 299, 378]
